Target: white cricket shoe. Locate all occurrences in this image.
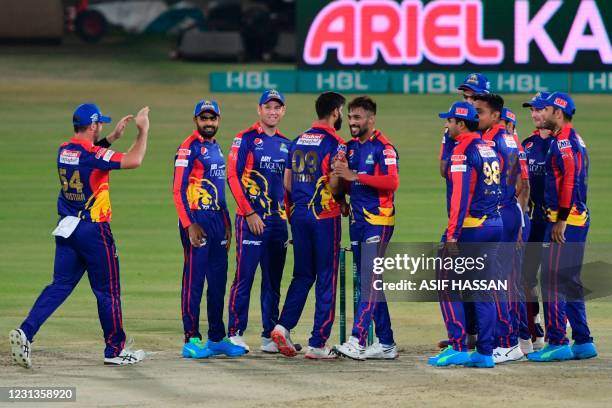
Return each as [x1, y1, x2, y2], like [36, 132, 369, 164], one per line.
[9, 329, 32, 369]
[104, 348, 145, 366]
[229, 335, 250, 353]
[305, 345, 338, 360]
[363, 341, 399, 360]
[519, 338, 534, 355]
[260, 337, 278, 353]
[271, 325, 297, 357]
[333, 336, 365, 360]
[493, 345, 524, 363]
[533, 336, 546, 351]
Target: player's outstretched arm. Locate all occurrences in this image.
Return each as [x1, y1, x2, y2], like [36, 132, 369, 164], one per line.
[121, 107, 150, 169]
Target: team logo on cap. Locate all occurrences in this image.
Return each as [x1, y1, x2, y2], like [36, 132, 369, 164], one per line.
[456, 107, 469, 117]
[268, 90, 280, 97]
[467, 74, 479, 84]
[90, 113, 99, 122]
[554, 98, 568, 108]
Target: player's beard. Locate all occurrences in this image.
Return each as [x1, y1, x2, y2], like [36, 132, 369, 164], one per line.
[198, 125, 218, 139]
[334, 116, 343, 131]
[350, 125, 367, 138]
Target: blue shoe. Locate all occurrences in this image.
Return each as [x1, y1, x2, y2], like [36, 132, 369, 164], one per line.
[527, 344, 574, 362]
[463, 351, 495, 368]
[206, 338, 247, 357]
[428, 346, 470, 367]
[571, 342, 598, 360]
[182, 337, 213, 359]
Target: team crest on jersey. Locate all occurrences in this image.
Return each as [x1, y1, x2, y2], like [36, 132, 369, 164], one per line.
[60, 149, 81, 165]
[557, 139, 572, 150]
[476, 144, 497, 158]
[365, 153, 374, 165]
[503, 135, 518, 148]
[297, 133, 324, 146]
[280, 143, 288, 153]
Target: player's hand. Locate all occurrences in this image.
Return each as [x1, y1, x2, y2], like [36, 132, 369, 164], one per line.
[246, 213, 265, 236]
[340, 201, 350, 217]
[187, 223, 207, 247]
[107, 115, 133, 143]
[334, 165, 358, 182]
[224, 226, 232, 251]
[552, 220, 567, 243]
[135, 106, 150, 133]
[445, 239, 460, 257]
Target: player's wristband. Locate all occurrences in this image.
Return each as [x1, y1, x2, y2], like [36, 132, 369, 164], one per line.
[245, 211, 256, 218]
[95, 137, 112, 148]
[557, 207, 571, 222]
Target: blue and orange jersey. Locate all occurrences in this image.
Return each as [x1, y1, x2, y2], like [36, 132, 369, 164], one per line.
[288, 122, 346, 219]
[172, 131, 230, 229]
[346, 130, 399, 226]
[544, 123, 589, 225]
[522, 130, 554, 222]
[56, 138, 124, 222]
[445, 132, 501, 241]
[227, 122, 290, 220]
[481, 124, 528, 207]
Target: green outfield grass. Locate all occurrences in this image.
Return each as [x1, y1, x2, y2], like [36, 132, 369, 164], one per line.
[1, 35, 611, 363]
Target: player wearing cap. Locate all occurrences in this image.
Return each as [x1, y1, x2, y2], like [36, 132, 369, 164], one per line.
[331, 96, 399, 360]
[528, 92, 597, 362]
[428, 102, 502, 368]
[9, 104, 150, 368]
[439, 73, 491, 178]
[173, 100, 246, 359]
[226, 90, 291, 353]
[473, 93, 529, 363]
[271, 92, 346, 359]
[520, 92, 553, 350]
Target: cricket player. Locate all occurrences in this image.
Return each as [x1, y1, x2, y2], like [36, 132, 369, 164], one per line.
[9, 104, 150, 367]
[439, 73, 491, 178]
[173, 100, 246, 359]
[271, 92, 346, 359]
[226, 90, 290, 353]
[520, 92, 554, 350]
[528, 92, 598, 362]
[473, 93, 530, 363]
[429, 101, 502, 368]
[331, 96, 399, 360]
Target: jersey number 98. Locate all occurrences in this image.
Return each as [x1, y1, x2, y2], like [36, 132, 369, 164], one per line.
[483, 161, 501, 185]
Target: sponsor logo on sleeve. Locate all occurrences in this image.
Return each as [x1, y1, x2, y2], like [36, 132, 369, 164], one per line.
[296, 133, 324, 146]
[504, 135, 518, 148]
[451, 164, 467, 172]
[383, 148, 396, 158]
[178, 148, 191, 156]
[232, 137, 242, 148]
[384, 158, 397, 165]
[451, 154, 467, 162]
[102, 149, 116, 162]
[175, 159, 189, 167]
[557, 139, 572, 150]
[519, 151, 527, 160]
[59, 150, 81, 165]
[95, 148, 108, 159]
[576, 134, 587, 148]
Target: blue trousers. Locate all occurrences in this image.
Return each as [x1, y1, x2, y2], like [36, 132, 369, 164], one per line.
[20, 221, 125, 358]
[180, 211, 228, 343]
[438, 217, 502, 356]
[278, 214, 341, 348]
[522, 217, 548, 338]
[350, 222, 395, 347]
[227, 215, 288, 339]
[495, 204, 521, 347]
[541, 222, 592, 345]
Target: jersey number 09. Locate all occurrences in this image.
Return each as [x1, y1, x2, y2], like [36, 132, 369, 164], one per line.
[292, 150, 319, 174]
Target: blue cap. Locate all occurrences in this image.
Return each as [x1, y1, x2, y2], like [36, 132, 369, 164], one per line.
[458, 73, 491, 95]
[72, 103, 112, 126]
[522, 91, 550, 108]
[541, 92, 576, 116]
[259, 89, 285, 106]
[439, 101, 479, 122]
[501, 107, 517, 125]
[194, 99, 221, 117]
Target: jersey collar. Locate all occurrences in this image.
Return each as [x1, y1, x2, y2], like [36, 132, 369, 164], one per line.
[482, 123, 505, 141]
[454, 132, 480, 144]
[253, 121, 282, 137]
[69, 137, 94, 150]
[191, 130, 217, 144]
[311, 121, 338, 137]
[554, 123, 573, 138]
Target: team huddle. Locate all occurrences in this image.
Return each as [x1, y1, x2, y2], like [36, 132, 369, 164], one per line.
[8, 75, 597, 368]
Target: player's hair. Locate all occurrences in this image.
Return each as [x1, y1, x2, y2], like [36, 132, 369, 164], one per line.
[456, 118, 480, 132]
[73, 125, 89, 133]
[348, 96, 377, 115]
[473, 93, 504, 113]
[315, 92, 346, 119]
